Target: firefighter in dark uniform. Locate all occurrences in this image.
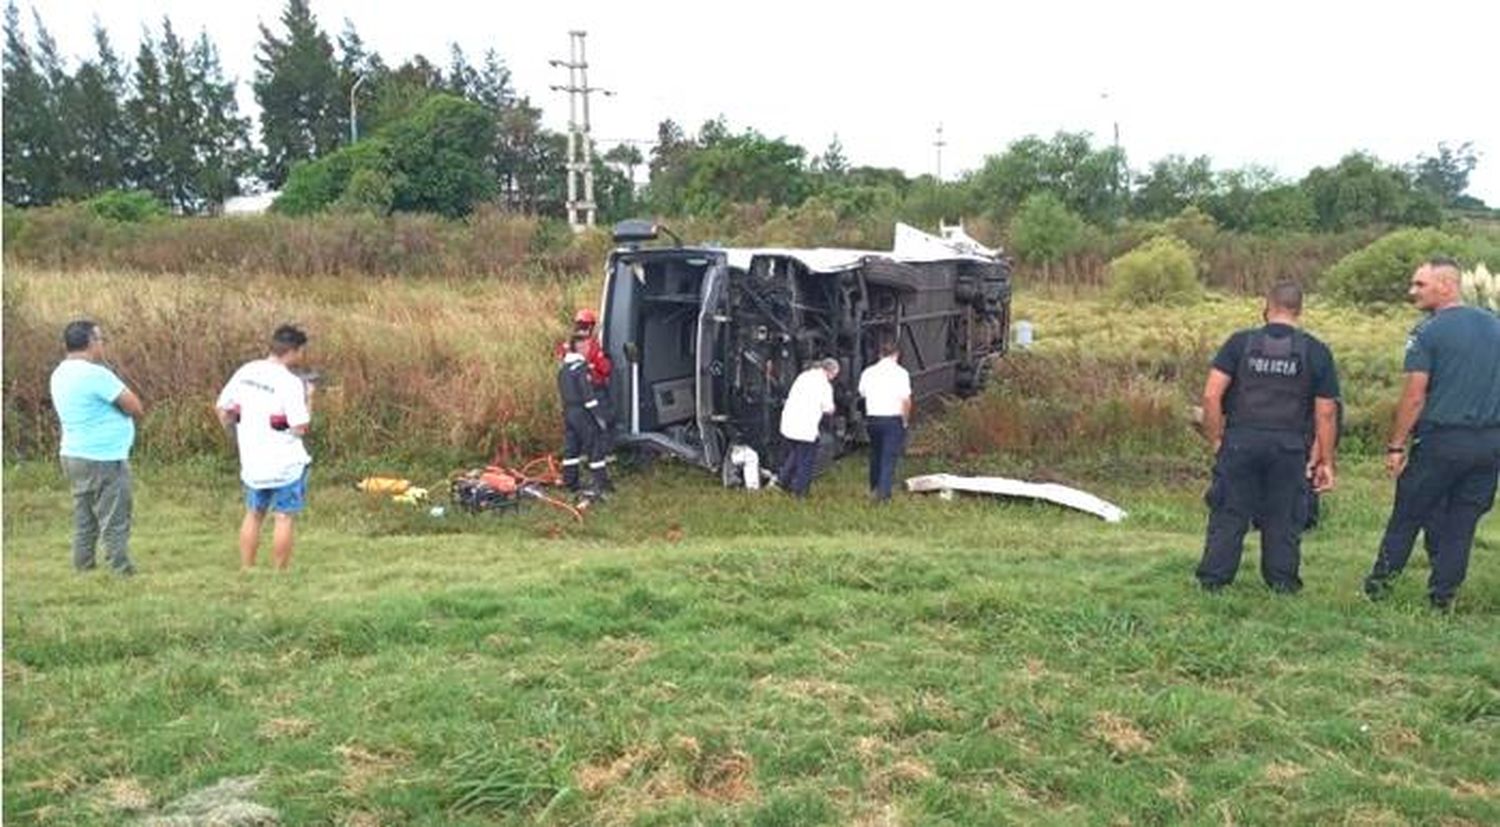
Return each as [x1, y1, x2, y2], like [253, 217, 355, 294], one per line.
[1197, 281, 1340, 593]
[1365, 256, 1500, 610]
[558, 333, 611, 497]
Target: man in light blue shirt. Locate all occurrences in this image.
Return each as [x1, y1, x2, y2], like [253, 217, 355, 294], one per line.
[49, 320, 144, 574]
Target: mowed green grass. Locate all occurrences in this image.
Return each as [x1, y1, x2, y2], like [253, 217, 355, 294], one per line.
[4, 454, 1497, 825]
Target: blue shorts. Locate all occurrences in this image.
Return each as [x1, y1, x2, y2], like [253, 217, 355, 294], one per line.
[245, 469, 309, 515]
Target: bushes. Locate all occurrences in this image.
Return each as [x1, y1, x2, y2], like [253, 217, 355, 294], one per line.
[276, 140, 397, 216]
[84, 190, 166, 222]
[1007, 192, 1087, 277]
[1322, 228, 1465, 306]
[1108, 236, 1203, 306]
[274, 95, 495, 218]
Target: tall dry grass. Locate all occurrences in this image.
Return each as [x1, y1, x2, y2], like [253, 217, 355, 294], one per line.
[919, 291, 1415, 470]
[3, 268, 592, 464]
[4, 204, 1378, 297]
[2, 207, 615, 279]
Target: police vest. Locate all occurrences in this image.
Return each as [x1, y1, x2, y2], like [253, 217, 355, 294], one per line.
[1227, 329, 1313, 433]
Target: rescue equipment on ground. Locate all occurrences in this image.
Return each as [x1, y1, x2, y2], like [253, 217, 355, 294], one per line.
[357, 476, 411, 495]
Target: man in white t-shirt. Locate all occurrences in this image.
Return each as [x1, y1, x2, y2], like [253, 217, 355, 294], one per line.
[215, 325, 314, 570]
[777, 358, 839, 497]
[858, 337, 913, 501]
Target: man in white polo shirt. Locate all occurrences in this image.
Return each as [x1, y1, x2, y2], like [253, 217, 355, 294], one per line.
[777, 358, 840, 497]
[215, 325, 314, 570]
[858, 337, 913, 501]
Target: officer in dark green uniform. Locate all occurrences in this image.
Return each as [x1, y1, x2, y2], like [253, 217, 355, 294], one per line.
[1365, 256, 1500, 610]
[1197, 281, 1340, 593]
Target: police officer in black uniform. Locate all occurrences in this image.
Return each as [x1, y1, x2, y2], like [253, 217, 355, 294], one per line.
[1365, 256, 1500, 610]
[1197, 281, 1340, 593]
[558, 333, 611, 497]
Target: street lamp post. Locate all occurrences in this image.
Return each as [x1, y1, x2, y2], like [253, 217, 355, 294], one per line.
[350, 74, 369, 144]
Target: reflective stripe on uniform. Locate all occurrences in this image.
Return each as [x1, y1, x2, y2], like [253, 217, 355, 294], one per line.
[584, 400, 599, 409]
[589, 461, 608, 469]
[561, 457, 582, 466]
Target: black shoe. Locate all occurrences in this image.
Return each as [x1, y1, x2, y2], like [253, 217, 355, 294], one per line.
[1363, 574, 1394, 601]
[1268, 582, 1301, 596]
[1199, 581, 1227, 594]
[1429, 596, 1454, 613]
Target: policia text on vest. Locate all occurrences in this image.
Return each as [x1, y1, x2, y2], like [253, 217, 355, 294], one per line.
[1196, 287, 1341, 595]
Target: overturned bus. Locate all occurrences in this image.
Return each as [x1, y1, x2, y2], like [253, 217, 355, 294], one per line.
[597, 220, 1012, 484]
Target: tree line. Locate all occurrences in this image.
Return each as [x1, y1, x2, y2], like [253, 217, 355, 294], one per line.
[2, 0, 1485, 234]
[2, 0, 629, 217]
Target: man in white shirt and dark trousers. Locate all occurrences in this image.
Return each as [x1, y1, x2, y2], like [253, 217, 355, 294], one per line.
[859, 338, 913, 501]
[777, 358, 839, 497]
[216, 325, 314, 571]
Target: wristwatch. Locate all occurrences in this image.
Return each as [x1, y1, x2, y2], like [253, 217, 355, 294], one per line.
[1385, 445, 1406, 454]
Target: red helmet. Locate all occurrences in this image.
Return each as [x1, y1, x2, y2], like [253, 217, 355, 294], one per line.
[574, 308, 599, 326]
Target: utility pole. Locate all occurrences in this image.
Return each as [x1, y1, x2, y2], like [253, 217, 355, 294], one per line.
[550, 31, 612, 230]
[349, 74, 368, 144]
[934, 123, 947, 181]
[1101, 91, 1127, 221]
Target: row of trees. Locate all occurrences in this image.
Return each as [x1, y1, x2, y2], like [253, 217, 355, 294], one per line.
[641, 123, 1482, 234]
[2, 0, 1485, 229]
[2, 4, 252, 212]
[2, 0, 608, 216]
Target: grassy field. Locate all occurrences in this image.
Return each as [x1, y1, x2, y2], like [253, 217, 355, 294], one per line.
[4, 453, 1498, 825]
[5, 273, 1497, 823]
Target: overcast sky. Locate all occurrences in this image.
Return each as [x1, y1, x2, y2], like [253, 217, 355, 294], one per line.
[21, 0, 1500, 204]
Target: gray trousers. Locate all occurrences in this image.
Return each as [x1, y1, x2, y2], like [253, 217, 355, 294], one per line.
[61, 457, 134, 573]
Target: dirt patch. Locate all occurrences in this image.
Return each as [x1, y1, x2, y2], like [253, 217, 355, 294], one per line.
[576, 747, 657, 796]
[853, 736, 889, 766]
[595, 636, 655, 668]
[668, 735, 701, 761]
[1343, 804, 1410, 825]
[343, 811, 383, 827]
[3, 658, 35, 685]
[24, 770, 85, 795]
[872, 758, 934, 793]
[916, 692, 960, 724]
[753, 676, 859, 702]
[695, 750, 756, 802]
[1375, 725, 1422, 755]
[257, 717, 314, 740]
[851, 803, 905, 826]
[593, 735, 759, 816]
[335, 744, 413, 795]
[1262, 761, 1308, 785]
[1454, 779, 1497, 798]
[1090, 711, 1152, 756]
[98, 777, 152, 813]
